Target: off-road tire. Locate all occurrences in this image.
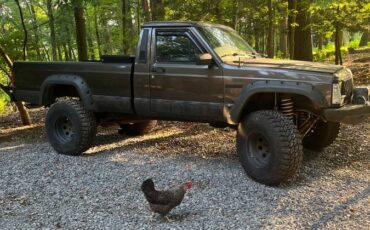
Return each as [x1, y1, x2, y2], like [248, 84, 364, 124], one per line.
[303, 121, 340, 151]
[237, 110, 303, 186]
[45, 100, 97, 155]
[119, 120, 157, 136]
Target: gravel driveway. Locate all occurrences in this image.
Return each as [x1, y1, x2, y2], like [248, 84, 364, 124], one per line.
[0, 115, 369, 229]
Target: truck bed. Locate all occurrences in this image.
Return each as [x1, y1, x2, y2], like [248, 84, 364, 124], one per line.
[13, 57, 135, 114]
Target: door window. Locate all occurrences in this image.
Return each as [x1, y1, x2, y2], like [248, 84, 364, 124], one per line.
[156, 33, 201, 63]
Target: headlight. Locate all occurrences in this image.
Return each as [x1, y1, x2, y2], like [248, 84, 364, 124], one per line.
[332, 82, 344, 106]
[334, 68, 352, 81]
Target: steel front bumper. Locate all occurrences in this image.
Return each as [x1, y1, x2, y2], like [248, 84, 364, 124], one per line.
[323, 102, 370, 124]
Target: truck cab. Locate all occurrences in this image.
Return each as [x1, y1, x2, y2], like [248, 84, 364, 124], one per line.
[133, 23, 225, 121]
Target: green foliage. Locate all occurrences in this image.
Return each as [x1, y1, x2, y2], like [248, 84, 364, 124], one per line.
[0, 0, 369, 67]
[0, 91, 9, 114]
[0, 72, 10, 114]
[347, 39, 360, 50]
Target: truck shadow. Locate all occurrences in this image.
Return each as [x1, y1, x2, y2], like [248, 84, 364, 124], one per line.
[87, 121, 369, 188]
[87, 123, 236, 158]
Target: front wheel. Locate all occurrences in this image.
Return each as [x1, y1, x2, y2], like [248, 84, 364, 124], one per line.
[237, 110, 303, 186]
[45, 100, 97, 155]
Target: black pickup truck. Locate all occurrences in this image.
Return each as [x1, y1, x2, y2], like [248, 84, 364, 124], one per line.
[13, 22, 370, 185]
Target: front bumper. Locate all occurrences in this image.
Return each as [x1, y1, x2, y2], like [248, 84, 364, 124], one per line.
[322, 102, 370, 124]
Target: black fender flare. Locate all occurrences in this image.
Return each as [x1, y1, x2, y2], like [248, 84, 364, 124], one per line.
[40, 74, 95, 110]
[229, 80, 329, 123]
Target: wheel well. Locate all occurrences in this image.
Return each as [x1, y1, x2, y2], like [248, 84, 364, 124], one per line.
[43, 84, 80, 106]
[241, 92, 315, 116]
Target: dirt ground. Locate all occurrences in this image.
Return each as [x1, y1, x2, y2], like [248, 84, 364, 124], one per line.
[344, 54, 370, 86]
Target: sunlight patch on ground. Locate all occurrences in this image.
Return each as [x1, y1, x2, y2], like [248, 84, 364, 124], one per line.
[0, 124, 42, 135]
[85, 127, 186, 156]
[0, 143, 26, 152]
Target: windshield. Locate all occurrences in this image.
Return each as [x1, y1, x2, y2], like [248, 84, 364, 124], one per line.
[198, 26, 258, 64]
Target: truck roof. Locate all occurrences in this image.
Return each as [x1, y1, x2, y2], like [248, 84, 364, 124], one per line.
[142, 21, 230, 29]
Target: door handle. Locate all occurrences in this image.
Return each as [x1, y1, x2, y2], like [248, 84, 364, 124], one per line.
[152, 67, 166, 73]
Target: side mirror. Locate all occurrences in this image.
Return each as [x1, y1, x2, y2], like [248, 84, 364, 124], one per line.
[196, 53, 213, 66]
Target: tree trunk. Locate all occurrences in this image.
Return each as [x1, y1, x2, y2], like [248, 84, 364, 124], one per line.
[261, 27, 265, 55]
[267, 0, 274, 58]
[254, 28, 260, 53]
[136, 0, 141, 32]
[73, 1, 88, 61]
[151, 0, 165, 21]
[293, 1, 312, 61]
[338, 30, 344, 47]
[94, 6, 102, 56]
[142, 0, 151, 21]
[57, 45, 63, 60]
[0, 45, 31, 125]
[231, 0, 240, 30]
[334, 6, 342, 65]
[102, 19, 113, 54]
[122, 0, 129, 54]
[66, 27, 74, 60]
[15, 0, 27, 61]
[42, 43, 50, 61]
[318, 33, 323, 50]
[359, 29, 370, 47]
[47, 0, 58, 61]
[14, 101, 32, 125]
[88, 33, 95, 60]
[27, 1, 42, 60]
[70, 46, 77, 60]
[335, 26, 343, 65]
[214, 0, 223, 24]
[288, 0, 297, 59]
[63, 43, 70, 60]
[279, 19, 288, 58]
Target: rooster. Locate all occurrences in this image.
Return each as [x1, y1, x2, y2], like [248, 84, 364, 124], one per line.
[141, 178, 192, 220]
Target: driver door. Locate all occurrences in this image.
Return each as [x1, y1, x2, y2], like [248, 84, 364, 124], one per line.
[149, 28, 224, 121]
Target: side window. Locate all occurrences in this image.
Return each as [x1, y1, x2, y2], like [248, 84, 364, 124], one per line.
[156, 33, 201, 63]
[138, 29, 149, 63]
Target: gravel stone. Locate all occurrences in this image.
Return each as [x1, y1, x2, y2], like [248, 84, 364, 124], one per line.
[0, 114, 369, 229]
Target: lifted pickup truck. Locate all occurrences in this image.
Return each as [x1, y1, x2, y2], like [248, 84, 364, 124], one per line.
[13, 22, 370, 185]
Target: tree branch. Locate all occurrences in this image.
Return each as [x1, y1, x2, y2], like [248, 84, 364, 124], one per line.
[0, 45, 13, 68]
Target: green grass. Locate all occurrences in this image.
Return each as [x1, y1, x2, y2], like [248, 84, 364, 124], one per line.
[313, 39, 370, 62]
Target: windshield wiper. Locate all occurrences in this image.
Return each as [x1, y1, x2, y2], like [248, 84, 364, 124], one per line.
[222, 53, 257, 58]
[221, 53, 246, 58]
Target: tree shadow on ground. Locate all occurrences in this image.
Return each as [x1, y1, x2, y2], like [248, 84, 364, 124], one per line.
[0, 124, 45, 143]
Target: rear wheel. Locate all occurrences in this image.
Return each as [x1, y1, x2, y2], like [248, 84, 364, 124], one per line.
[119, 120, 157, 136]
[237, 110, 303, 185]
[45, 100, 97, 155]
[303, 121, 340, 151]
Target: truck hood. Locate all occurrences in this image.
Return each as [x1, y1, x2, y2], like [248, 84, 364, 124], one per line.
[240, 58, 343, 74]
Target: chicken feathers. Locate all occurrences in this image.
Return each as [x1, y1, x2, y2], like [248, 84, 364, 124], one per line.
[141, 178, 192, 216]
